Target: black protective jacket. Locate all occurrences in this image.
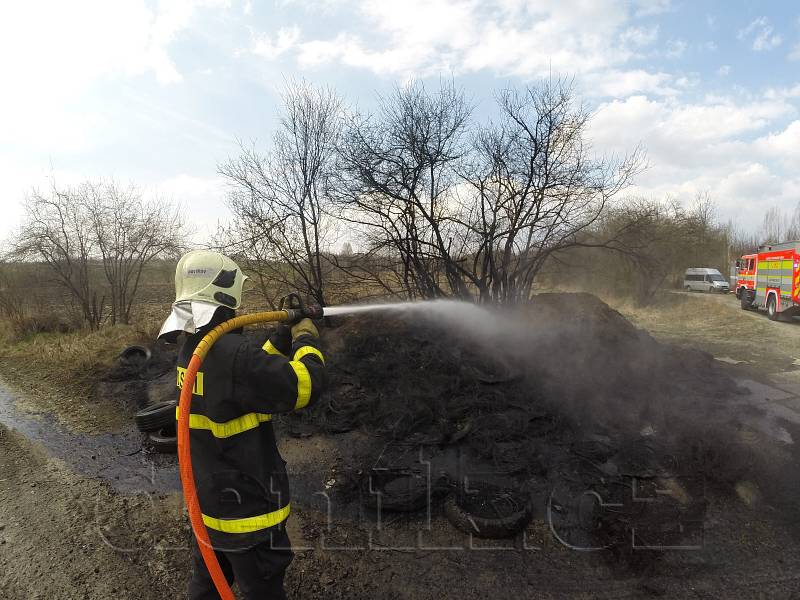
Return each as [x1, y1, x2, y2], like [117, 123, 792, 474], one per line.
[177, 318, 325, 551]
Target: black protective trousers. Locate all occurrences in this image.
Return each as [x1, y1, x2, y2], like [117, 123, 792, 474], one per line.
[188, 528, 294, 599]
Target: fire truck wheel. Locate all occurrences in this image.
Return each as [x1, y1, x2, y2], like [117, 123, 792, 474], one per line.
[767, 296, 778, 321]
[740, 291, 752, 311]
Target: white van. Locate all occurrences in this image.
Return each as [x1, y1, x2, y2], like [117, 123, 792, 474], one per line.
[684, 267, 730, 293]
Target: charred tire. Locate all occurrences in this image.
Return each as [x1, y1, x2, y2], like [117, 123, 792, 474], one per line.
[767, 296, 778, 321]
[148, 426, 177, 453]
[119, 345, 151, 367]
[444, 488, 531, 539]
[135, 401, 176, 432]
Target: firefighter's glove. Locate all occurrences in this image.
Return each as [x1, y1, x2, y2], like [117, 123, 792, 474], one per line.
[270, 323, 292, 348]
[291, 318, 319, 340]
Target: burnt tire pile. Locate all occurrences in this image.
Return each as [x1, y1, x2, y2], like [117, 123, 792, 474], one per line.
[306, 293, 751, 551]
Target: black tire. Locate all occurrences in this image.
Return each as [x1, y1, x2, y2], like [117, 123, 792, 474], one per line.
[119, 345, 151, 367]
[135, 401, 176, 432]
[444, 487, 531, 539]
[148, 425, 177, 453]
[767, 296, 778, 321]
[740, 290, 753, 311]
[107, 345, 153, 382]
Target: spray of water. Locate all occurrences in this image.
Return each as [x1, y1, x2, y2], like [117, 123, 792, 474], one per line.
[322, 302, 423, 316]
[323, 299, 521, 343]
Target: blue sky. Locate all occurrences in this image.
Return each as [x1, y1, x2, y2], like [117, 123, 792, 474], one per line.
[1, 0, 799, 241]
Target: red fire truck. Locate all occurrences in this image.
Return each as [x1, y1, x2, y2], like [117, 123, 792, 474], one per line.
[735, 241, 800, 320]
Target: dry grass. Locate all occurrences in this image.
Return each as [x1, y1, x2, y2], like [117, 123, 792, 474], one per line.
[0, 320, 154, 431]
[607, 291, 800, 372]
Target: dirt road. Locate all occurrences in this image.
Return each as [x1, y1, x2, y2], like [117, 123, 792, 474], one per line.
[3, 293, 800, 599]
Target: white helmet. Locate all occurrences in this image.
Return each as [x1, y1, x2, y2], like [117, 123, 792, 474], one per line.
[158, 250, 248, 338]
[174, 250, 248, 309]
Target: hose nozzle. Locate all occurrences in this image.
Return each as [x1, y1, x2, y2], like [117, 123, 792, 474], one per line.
[280, 293, 324, 321]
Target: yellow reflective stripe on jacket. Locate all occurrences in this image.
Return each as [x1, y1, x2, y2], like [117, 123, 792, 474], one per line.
[175, 407, 272, 438]
[262, 339, 287, 358]
[293, 345, 325, 364]
[289, 360, 312, 409]
[202, 503, 291, 534]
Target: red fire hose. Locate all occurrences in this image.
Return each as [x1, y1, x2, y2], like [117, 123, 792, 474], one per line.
[177, 310, 293, 600]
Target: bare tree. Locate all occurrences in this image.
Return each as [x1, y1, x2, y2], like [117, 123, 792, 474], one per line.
[457, 79, 644, 303]
[787, 202, 800, 240]
[335, 80, 473, 300]
[334, 79, 642, 304]
[84, 180, 186, 325]
[590, 197, 700, 303]
[14, 180, 188, 329]
[14, 182, 106, 329]
[760, 206, 784, 244]
[220, 80, 342, 307]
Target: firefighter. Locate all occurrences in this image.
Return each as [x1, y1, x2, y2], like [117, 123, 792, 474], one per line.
[158, 250, 326, 599]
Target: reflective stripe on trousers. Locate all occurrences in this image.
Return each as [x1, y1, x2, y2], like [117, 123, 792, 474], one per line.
[202, 503, 291, 534]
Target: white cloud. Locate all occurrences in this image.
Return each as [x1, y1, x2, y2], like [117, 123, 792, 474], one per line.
[0, 0, 229, 91]
[588, 92, 800, 228]
[665, 39, 687, 58]
[252, 26, 301, 59]
[790, 42, 800, 61]
[753, 120, 800, 166]
[0, 0, 230, 149]
[632, 0, 671, 17]
[717, 65, 731, 76]
[256, 0, 661, 81]
[620, 25, 659, 48]
[592, 93, 795, 163]
[738, 17, 783, 51]
[583, 70, 676, 97]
